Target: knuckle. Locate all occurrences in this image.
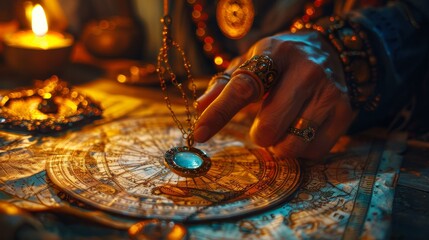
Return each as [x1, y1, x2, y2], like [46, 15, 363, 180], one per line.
[324, 83, 342, 101]
[280, 41, 296, 53]
[250, 123, 278, 147]
[302, 65, 326, 85]
[272, 139, 304, 159]
[312, 82, 343, 110]
[209, 104, 233, 127]
[276, 41, 305, 60]
[229, 75, 258, 101]
[250, 37, 273, 53]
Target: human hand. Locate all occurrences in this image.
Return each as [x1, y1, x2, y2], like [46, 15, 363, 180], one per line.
[194, 31, 358, 160]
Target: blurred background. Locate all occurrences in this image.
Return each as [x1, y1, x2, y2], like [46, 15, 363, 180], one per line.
[0, 0, 305, 88]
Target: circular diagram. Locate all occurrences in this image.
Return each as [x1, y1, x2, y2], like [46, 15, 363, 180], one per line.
[46, 116, 301, 221]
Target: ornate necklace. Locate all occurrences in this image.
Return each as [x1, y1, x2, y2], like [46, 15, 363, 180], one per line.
[290, 0, 331, 33]
[130, 3, 216, 237]
[186, 0, 255, 70]
[157, 0, 212, 179]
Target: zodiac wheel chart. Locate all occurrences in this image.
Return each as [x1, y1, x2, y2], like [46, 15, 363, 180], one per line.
[46, 115, 301, 222]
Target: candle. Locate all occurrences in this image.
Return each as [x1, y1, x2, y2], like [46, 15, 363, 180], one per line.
[3, 4, 74, 79]
[6, 30, 73, 49]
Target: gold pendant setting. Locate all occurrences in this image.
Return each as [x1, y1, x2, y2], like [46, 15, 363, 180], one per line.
[164, 146, 211, 178]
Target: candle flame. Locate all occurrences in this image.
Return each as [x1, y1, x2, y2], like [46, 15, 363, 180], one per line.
[32, 4, 48, 37]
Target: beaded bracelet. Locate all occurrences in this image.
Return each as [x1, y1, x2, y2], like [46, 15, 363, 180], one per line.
[298, 16, 380, 111]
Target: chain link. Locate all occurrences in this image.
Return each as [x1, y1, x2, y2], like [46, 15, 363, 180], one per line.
[157, 11, 199, 148]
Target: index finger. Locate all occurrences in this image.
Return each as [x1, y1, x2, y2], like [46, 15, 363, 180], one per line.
[194, 73, 261, 142]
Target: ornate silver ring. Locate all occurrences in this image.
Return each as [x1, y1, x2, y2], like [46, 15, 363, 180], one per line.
[232, 55, 278, 100]
[209, 72, 231, 87]
[288, 118, 317, 143]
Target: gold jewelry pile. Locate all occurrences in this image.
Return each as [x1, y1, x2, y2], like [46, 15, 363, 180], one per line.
[0, 76, 102, 133]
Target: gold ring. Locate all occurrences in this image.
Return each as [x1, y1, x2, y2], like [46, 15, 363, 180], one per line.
[211, 72, 231, 82]
[208, 72, 231, 88]
[288, 118, 317, 143]
[232, 55, 278, 100]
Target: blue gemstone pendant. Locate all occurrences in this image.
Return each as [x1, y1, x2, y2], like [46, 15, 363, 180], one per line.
[164, 147, 211, 177]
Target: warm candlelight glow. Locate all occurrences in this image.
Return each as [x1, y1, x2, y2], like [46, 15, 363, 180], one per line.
[3, 3, 74, 78]
[32, 4, 48, 37]
[24, 1, 34, 27]
[4, 4, 73, 50]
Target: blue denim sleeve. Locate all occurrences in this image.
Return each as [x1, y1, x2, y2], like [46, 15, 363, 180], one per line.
[347, 0, 429, 131]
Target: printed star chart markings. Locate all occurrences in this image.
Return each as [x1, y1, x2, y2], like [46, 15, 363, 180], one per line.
[0, 118, 401, 239]
[46, 116, 301, 221]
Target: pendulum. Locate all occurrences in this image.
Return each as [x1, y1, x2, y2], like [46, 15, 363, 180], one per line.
[164, 146, 211, 178]
[157, 0, 211, 177]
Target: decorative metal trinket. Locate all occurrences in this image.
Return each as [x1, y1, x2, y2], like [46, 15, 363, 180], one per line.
[0, 76, 102, 133]
[164, 146, 211, 178]
[157, 0, 211, 177]
[216, 0, 255, 39]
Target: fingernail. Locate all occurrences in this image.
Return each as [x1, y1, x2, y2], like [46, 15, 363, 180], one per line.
[194, 125, 210, 142]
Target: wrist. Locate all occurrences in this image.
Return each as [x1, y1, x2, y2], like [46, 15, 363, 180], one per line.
[297, 16, 380, 111]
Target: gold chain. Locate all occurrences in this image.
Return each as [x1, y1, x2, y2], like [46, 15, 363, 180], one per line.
[157, 0, 199, 148]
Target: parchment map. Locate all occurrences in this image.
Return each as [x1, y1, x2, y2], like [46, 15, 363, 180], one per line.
[189, 142, 402, 239]
[46, 116, 301, 221]
[0, 87, 402, 239]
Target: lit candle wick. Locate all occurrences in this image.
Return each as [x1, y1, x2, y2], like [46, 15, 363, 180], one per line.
[32, 4, 48, 37]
